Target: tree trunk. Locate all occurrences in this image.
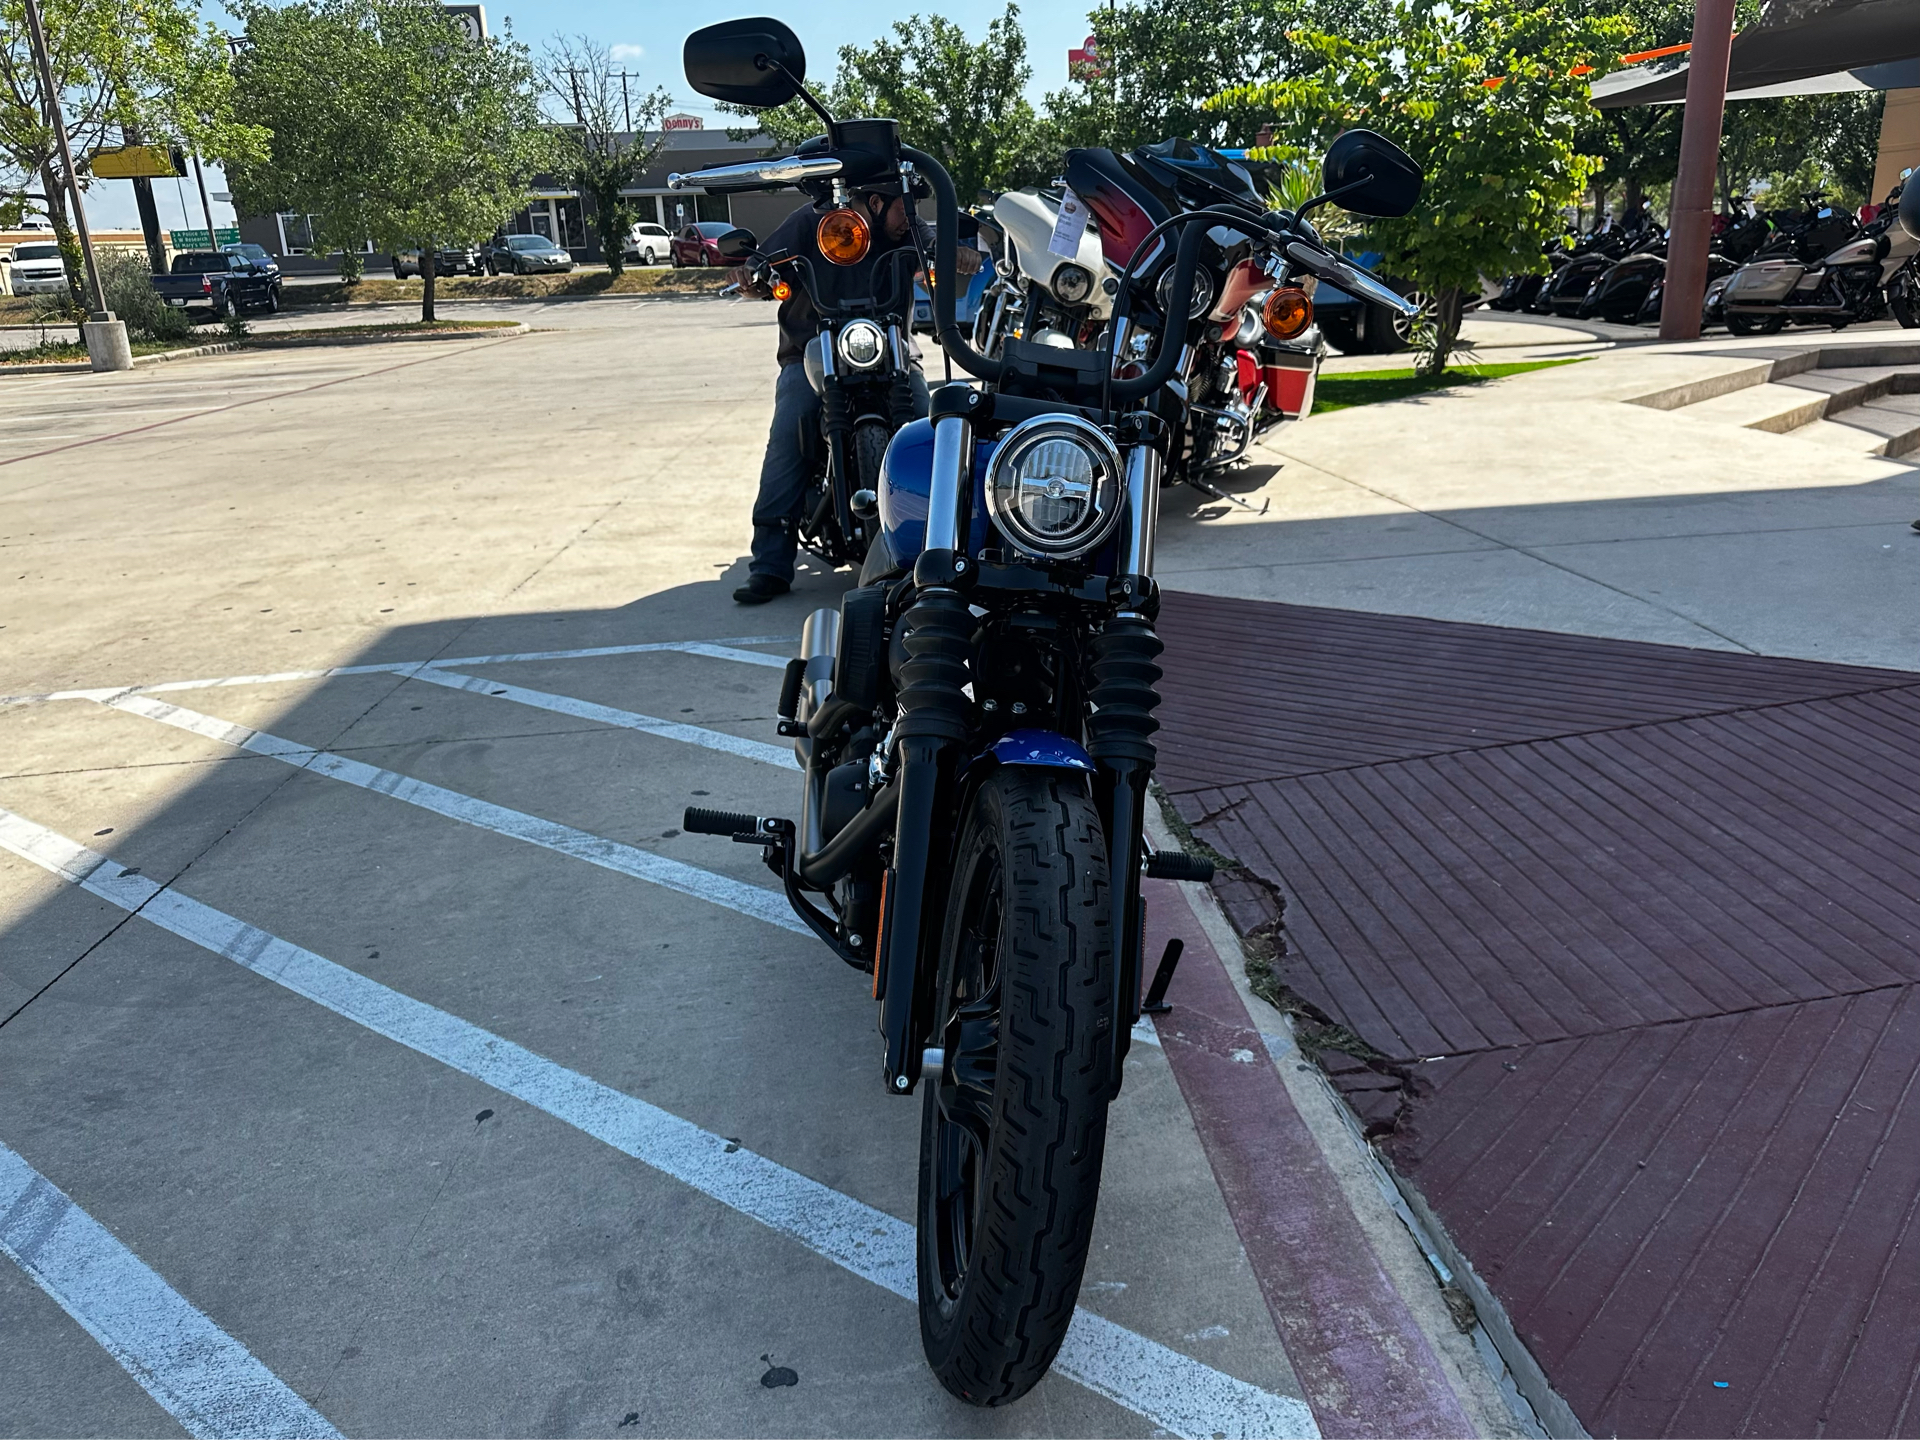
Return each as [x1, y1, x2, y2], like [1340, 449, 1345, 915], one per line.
[422, 241, 436, 323]
[38, 161, 87, 332]
[1421, 286, 1466, 377]
[1624, 174, 1646, 229]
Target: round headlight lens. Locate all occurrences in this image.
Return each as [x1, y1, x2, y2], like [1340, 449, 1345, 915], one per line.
[1052, 262, 1093, 305]
[837, 319, 886, 369]
[985, 415, 1124, 560]
[1156, 264, 1215, 319]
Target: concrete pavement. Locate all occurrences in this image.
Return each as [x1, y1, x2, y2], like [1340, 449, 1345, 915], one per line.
[1159, 319, 1920, 670]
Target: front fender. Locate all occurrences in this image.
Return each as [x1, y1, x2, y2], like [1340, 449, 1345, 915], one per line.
[979, 728, 1096, 773]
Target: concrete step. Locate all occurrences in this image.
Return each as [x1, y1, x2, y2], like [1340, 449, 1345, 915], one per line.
[1678, 380, 1836, 432]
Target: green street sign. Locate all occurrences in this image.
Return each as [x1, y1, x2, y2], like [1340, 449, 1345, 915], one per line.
[168, 227, 241, 249]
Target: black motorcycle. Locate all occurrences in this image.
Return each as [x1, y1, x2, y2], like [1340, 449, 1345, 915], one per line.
[1542, 217, 1652, 317]
[671, 14, 1421, 1406]
[705, 194, 926, 568]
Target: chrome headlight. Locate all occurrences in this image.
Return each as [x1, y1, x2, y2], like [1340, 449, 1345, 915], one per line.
[985, 415, 1125, 560]
[836, 319, 886, 370]
[1051, 262, 1093, 305]
[1157, 264, 1215, 319]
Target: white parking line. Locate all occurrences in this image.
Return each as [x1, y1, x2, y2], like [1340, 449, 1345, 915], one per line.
[0, 637, 793, 708]
[0, 807, 1317, 1440]
[408, 668, 798, 770]
[0, 1138, 338, 1439]
[103, 694, 807, 935]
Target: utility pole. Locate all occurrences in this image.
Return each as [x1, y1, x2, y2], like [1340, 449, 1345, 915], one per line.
[20, 0, 130, 369]
[1659, 0, 1739, 342]
[192, 153, 222, 251]
[620, 71, 632, 136]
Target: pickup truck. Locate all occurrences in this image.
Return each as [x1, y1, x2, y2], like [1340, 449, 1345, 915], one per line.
[152, 251, 281, 317]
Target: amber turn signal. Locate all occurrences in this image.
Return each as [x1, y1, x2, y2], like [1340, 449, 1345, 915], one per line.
[816, 207, 871, 265]
[1261, 286, 1313, 341]
[771, 278, 792, 301]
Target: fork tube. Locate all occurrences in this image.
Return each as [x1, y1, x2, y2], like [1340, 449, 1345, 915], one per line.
[1120, 442, 1162, 582]
[878, 394, 979, 1093]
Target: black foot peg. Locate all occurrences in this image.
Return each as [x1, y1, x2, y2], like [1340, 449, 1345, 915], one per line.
[1142, 938, 1184, 1015]
[684, 806, 775, 841]
[1145, 850, 1215, 883]
[777, 659, 807, 737]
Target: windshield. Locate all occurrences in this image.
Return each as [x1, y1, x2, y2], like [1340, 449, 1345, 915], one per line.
[225, 244, 270, 261]
[13, 244, 60, 261]
[508, 235, 555, 250]
[170, 253, 231, 273]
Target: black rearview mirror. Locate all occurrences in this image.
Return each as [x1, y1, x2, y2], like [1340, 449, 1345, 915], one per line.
[1321, 129, 1422, 219]
[683, 18, 806, 108]
[716, 228, 758, 260]
[1900, 175, 1920, 241]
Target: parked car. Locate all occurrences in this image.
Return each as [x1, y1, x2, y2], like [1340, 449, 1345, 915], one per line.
[1313, 249, 1421, 353]
[670, 221, 735, 267]
[481, 234, 575, 275]
[7, 241, 69, 295]
[152, 250, 280, 316]
[393, 244, 484, 278]
[623, 222, 673, 266]
[220, 242, 284, 304]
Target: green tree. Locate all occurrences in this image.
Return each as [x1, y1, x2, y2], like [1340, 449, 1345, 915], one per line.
[539, 35, 670, 276]
[227, 0, 557, 321]
[1216, 0, 1630, 373]
[740, 4, 1049, 202]
[1044, 0, 1390, 155]
[1, 0, 264, 317]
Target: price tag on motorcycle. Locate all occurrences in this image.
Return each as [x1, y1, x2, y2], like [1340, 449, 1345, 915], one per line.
[1049, 188, 1089, 258]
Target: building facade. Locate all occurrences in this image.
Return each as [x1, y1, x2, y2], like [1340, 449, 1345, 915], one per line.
[237, 126, 802, 272]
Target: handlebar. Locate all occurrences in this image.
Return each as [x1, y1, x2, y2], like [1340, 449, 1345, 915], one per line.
[667, 154, 844, 192]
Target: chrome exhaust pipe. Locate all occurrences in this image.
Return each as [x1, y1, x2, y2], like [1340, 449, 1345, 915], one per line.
[796, 608, 841, 857]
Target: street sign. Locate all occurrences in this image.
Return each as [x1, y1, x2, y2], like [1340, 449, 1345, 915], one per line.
[169, 227, 241, 249]
[442, 4, 485, 41]
[86, 144, 180, 179]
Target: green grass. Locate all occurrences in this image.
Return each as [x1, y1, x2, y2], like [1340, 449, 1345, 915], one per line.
[1312, 356, 1587, 413]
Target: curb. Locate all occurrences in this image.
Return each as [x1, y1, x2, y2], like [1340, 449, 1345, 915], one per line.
[279, 287, 733, 311]
[0, 341, 239, 378]
[0, 325, 523, 376]
[241, 322, 528, 348]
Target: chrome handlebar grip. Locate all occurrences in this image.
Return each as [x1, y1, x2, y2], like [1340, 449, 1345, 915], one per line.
[667, 155, 845, 191]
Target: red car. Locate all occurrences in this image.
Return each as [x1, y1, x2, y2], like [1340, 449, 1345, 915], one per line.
[670, 221, 735, 267]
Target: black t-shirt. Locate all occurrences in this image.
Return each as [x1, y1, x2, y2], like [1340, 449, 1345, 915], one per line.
[761, 200, 928, 366]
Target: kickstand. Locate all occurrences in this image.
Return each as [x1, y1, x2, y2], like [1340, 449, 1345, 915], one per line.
[1141, 938, 1184, 1015]
[1188, 474, 1269, 515]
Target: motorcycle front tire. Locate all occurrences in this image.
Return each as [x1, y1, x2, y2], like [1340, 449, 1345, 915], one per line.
[1727, 312, 1786, 336]
[1892, 284, 1919, 329]
[917, 767, 1113, 1407]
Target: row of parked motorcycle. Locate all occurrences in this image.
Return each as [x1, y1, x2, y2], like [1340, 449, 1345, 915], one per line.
[1490, 182, 1920, 334]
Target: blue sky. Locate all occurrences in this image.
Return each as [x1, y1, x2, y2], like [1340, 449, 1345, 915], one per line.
[82, 1, 1102, 232]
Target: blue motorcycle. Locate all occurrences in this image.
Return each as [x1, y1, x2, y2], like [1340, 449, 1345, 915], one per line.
[672, 16, 1421, 1405]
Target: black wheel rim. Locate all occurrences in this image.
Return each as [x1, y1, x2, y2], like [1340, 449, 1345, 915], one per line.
[930, 848, 1003, 1304]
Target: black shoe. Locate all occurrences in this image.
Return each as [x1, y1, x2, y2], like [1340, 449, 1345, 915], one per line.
[733, 574, 791, 605]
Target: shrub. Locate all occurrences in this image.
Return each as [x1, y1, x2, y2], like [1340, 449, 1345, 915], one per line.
[97, 250, 192, 341]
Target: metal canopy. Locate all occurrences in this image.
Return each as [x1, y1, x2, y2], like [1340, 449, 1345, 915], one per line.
[1592, 0, 1920, 108]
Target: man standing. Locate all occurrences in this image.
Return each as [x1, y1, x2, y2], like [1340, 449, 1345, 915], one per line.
[732, 184, 978, 604]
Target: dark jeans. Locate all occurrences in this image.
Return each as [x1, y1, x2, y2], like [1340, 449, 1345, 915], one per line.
[749, 359, 928, 581]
